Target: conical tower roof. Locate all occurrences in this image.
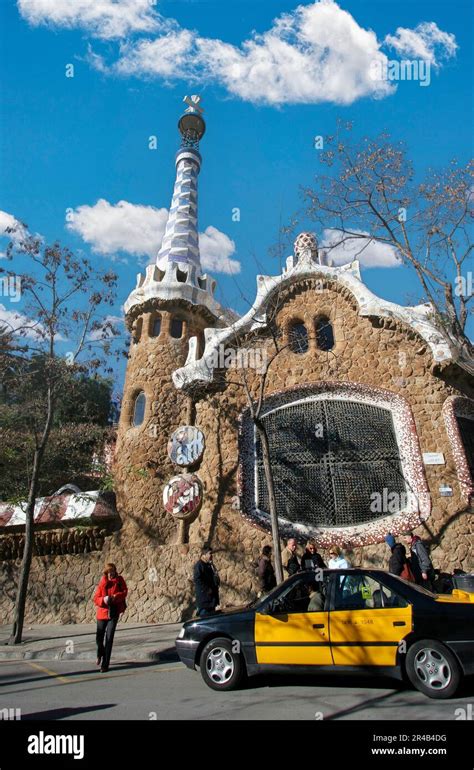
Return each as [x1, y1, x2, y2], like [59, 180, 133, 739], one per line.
[123, 96, 235, 325]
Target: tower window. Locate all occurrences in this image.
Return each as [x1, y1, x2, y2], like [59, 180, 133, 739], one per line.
[133, 317, 143, 344]
[150, 314, 162, 338]
[289, 322, 308, 354]
[315, 316, 334, 351]
[170, 317, 184, 339]
[132, 392, 146, 427]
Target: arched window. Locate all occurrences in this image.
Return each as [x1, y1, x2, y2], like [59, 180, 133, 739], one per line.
[133, 317, 143, 344]
[150, 314, 161, 338]
[315, 316, 334, 351]
[289, 321, 308, 354]
[132, 392, 146, 427]
[254, 398, 406, 528]
[170, 316, 184, 339]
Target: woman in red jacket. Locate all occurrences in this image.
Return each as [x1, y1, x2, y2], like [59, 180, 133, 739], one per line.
[93, 563, 128, 673]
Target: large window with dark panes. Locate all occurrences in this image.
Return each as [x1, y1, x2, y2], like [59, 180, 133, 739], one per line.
[255, 399, 406, 528]
[456, 415, 474, 478]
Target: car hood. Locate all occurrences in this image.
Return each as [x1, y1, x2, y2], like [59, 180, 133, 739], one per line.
[435, 589, 474, 604]
[185, 604, 254, 625]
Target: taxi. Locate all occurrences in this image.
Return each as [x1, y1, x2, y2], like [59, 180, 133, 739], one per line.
[175, 568, 474, 699]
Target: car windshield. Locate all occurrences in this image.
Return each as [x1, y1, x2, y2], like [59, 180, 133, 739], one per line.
[394, 576, 437, 597]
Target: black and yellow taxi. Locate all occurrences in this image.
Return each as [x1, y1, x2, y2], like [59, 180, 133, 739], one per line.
[175, 568, 474, 699]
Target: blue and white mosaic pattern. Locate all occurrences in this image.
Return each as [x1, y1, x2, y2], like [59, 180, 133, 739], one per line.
[156, 148, 202, 271]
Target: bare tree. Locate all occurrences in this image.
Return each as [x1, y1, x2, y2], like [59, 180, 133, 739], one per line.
[1, 230, 119, 644]
[288, 122, 473, 357]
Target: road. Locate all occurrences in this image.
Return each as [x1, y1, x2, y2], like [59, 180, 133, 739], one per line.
[0, 659, 473, 721]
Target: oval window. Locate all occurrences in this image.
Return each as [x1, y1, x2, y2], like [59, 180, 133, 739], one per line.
[170, 317, 184, 339]
[133, 317, 143, 344]
[289, 322, 308, 354]
[132, 392, 146, 427]
[315, 317, 334, 351]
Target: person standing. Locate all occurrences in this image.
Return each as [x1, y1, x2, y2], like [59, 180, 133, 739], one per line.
[403, 532, 435, 589]
[328, 545, 350, 569]
[93, 563, 128, 673]
[193, 546, 220, 617]
[385, 533, 414, 580]
[257, 545, 277, 593]
[301, 539, 327, 570]
[281, 538, 300, 577]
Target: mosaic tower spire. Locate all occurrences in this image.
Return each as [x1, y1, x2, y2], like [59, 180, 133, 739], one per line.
[156, 95, 205, 273]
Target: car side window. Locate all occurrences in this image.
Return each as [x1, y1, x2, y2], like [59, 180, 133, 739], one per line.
[274, 575, 328, 614]
[334, 575, 408, 610]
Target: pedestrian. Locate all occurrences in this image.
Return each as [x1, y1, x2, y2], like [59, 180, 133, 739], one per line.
[385, 533, 415, 581]
[402, 532, 435, 589]
[328, 545, 351, 569]
[93, 562, 128, 673]
[193, 546, 220, 617]
[281, 538, 300, 577]
[301, 538, 327, 570]
[257, 545, 276, 593]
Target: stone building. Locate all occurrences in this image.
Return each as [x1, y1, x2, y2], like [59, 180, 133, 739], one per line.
[1, 99, 473, 624]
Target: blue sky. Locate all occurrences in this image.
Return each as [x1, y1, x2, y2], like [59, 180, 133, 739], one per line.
[1, 0, 473, 391]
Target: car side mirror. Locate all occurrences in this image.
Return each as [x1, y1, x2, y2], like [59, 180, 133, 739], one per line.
[268, 597, 287, 615]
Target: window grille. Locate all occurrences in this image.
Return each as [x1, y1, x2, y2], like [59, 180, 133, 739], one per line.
[255, 399, 406, 527]
[289, 322, 308, 354]
[457, 415, 474, 477]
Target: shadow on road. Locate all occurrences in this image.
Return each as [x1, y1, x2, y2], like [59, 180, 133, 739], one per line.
[21, 705, 116, 720]
[249, 671, 406, 692]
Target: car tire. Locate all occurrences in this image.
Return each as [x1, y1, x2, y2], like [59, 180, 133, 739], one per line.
[200, 637, 245, 691]
[405, 639, 462, 699]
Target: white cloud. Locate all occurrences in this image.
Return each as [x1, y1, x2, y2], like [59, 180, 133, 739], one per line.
[18, 0, 457, 106]
[66, 199, 241, 274]
[116, 1, 393, 105]
[0, 210, 29, 244]
[0, 302, 47, 339]
[385, 21, 457, 67]
[88, 314, 124, 341]
[115, 30, 195, 79]
[321, 229, 401, 268]
[198, 227, 240, 275]
[67, 199, 168, 259]
[17, 0, 161, 39]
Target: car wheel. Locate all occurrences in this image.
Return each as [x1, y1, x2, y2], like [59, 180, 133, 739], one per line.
[200, 637, 245, 691]
[406, 639, 461, 699]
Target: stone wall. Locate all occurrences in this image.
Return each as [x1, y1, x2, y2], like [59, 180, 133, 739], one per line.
[1, 278, 472, 625]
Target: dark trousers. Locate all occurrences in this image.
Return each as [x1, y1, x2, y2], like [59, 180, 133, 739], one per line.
[96, 618, 118, 668]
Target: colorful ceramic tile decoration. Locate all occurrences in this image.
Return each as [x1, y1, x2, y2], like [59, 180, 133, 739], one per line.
[167, 426, 205, 466]
[162, 474, 203, 519]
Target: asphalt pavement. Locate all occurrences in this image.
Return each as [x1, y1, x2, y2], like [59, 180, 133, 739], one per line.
[0, 658, 473, 721]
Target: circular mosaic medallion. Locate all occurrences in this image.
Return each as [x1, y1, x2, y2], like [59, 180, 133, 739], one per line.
[167, 425, 205, 466]
[163, 474, 203, 520]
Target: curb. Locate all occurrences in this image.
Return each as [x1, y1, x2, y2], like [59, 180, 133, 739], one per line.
[0, 648, 180, 663]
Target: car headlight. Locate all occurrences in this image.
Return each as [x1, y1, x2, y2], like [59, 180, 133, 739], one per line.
[177, 627, 186, 639]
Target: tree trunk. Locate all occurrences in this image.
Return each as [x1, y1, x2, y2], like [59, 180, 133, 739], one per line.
[8, 448, 42, 644]
[8, 385, 54, 645]
[255, 420, 283, 584]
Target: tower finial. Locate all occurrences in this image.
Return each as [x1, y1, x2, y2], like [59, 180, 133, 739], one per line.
[178, 95, 205, 149]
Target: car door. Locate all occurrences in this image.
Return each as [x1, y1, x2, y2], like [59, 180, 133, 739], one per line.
[254, 573, 333, 666]
[329, 572, 413, 666]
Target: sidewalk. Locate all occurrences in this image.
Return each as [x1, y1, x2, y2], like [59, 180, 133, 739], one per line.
[0, 622, 183, 662]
